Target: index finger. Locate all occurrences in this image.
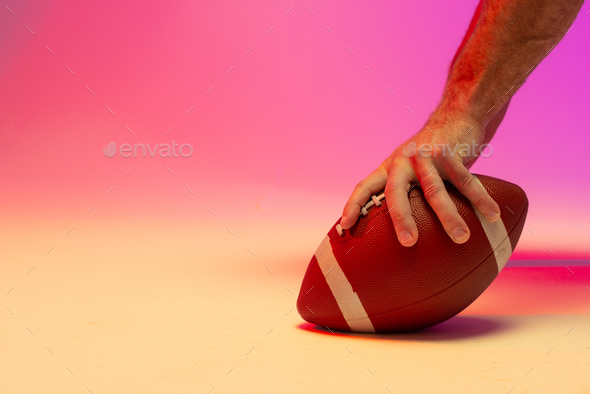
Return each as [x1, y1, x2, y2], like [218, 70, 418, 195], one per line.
[384, 166, 419, 247]
[340, 168, 387, 230]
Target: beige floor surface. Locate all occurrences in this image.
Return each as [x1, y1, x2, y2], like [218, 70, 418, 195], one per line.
[2, 219, 589, 393]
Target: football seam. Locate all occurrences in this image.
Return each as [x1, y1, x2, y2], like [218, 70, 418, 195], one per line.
[321, 202, 528, 325]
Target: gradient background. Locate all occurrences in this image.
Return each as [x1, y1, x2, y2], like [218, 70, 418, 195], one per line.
[1, 0, 589, 393]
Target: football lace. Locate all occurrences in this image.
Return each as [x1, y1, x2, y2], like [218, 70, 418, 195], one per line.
[335, 183, 421, 237]
[336, 191, 385, 237]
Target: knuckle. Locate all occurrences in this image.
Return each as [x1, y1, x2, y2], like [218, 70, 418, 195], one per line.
[390, 211, 407, 227]
[421, 179, 441, 201]
[384, 181, 400, 194]
[391, 154, 408, 167]
[472, 193, 488, 209]
[457, 173, 474, 192]
[441, 213, 461, 228]
[344, 198, 361, 214]
[354, 179, 367, 191]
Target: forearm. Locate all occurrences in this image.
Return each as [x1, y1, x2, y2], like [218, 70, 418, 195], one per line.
[448, 0, 484, 79]
[430, 0, 583, 130]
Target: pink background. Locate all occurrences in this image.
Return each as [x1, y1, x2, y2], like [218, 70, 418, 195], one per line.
[1, 2, 590, 392]
[1, 0, 589, 261]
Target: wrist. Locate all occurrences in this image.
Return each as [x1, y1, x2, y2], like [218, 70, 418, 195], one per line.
[425, 106, 486, 141]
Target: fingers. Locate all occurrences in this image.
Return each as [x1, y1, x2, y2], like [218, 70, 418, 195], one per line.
[340, 162, 420, 248]
[442, 159, 500, 222]
[385, 167, 419, 247]
[341, 138, 499, 248]
[340, 168, 387, 230]
[415, 162, 471, 244]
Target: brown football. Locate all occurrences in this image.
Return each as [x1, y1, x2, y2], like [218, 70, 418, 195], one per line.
[297, 174, 528, 333]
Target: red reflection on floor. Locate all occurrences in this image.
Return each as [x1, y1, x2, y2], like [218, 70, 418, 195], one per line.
[465, 266, 590, 315]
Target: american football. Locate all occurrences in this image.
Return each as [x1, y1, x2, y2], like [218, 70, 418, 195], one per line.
[297, 174, 528, 333]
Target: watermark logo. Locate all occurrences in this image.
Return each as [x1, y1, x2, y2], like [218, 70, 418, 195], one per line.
[103, 142, 117, 158]
[103, 141, 193, 158]
[403, 141, 493, 159]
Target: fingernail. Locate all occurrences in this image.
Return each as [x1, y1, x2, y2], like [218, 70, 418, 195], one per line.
[453, 228, 468, 242]
[399, 231, 413, 245]
[341, 216, 347, 225]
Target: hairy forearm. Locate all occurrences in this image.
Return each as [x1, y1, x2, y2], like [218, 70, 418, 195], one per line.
[430, 0, 583, 130]
[449, 0, 484, 79]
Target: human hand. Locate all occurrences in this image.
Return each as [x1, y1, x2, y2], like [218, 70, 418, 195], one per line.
[339, 116, 503, 247]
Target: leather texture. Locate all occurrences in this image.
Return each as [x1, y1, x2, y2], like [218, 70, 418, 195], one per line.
[297, 174, 529, 333]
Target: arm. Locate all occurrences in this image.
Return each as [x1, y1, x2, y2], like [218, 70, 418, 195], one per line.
[450, 0, 510, 150]
[340, 0, 583, 247]
[430, 0, 583, 131]
[449, 0, 485, 82]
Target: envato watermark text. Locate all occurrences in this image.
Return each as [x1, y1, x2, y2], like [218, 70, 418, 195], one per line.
[403, 141, 493, 158]
[103, 141, 193, 158]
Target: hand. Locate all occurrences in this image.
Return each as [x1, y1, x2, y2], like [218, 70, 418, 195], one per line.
[339, 113, 505, 247]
